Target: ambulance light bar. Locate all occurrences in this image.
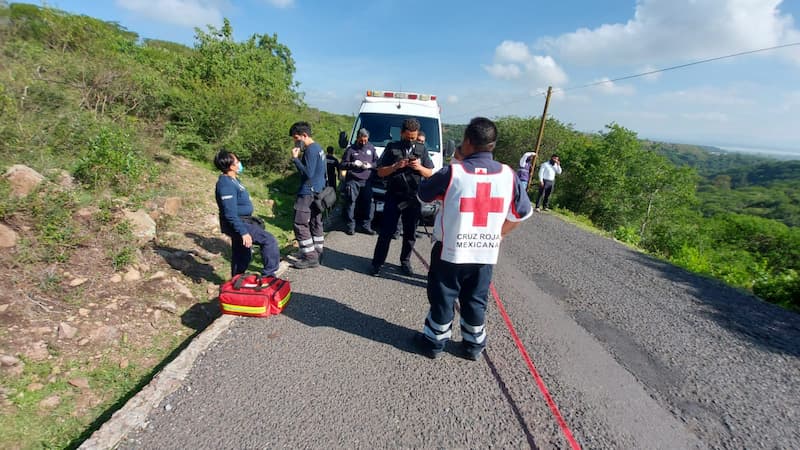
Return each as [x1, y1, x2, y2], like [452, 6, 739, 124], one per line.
[367, 90, 437, 101]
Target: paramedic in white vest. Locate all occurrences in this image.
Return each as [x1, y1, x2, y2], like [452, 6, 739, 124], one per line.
[414, 117, 533, 360]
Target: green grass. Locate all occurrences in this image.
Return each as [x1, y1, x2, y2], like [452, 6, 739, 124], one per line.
[0, 329, 195, 449]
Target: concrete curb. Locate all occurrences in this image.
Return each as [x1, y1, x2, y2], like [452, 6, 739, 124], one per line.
[79, 261, 291, 450]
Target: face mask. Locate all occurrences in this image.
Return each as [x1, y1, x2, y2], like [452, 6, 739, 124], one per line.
[237, 161, 243, 174]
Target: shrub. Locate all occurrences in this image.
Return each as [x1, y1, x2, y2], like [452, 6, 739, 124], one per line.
[28, 188, 80, 262]
[754, 269, 800, 310]
[73, 125, 151, 195]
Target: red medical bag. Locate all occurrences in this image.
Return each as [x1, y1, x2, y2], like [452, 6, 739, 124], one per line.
[219, 273, 292, 317]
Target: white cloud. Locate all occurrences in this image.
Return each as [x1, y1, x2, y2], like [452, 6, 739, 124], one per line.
[591, 78, 636, 96]
[538, 0, 800, 66]
[655, 86, 753, 107]
[681, 112, 729, 122]
[447, 95, 459, 104]
[263, 0, 294, 8]
[116, 0, 225, 28]
[483, 40, 568, 86]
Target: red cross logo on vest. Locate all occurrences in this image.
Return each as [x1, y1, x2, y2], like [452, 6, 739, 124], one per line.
[460, 182, 505, 227]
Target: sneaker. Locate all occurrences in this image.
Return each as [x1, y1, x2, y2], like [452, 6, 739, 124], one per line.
[413, 333, 441, 360]
[369, 265, 382, 277]
[292, 258, 319, 269]
[543, 207, 550, 211]
[345, 229, 355, 236]
[535, 207, 541, 212]
[400, 263, 414, 276]
[285, 252, 302, 262]
[392, 233, 400, 240]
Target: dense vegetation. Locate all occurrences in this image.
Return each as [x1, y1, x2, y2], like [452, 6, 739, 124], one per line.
[488, 118, 799, 310]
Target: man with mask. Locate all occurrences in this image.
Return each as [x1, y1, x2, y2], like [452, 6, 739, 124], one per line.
[340, 128, 377, 235]
[214, 149, 280, 278]
[369, 118, 434, 277]
[289, 121, 327, 269]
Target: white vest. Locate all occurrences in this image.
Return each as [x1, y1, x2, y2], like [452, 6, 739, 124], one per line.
[435, 163, 516, 264]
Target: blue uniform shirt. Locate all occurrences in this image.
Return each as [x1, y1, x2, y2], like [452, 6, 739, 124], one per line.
[215, 174, 254, 237]
[293, 142, 327, 195]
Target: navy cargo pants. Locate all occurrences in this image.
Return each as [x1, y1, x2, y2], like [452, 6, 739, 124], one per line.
[422, 242, 493, 357]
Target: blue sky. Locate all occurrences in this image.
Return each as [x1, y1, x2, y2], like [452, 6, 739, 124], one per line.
[32, 0, 800, 153]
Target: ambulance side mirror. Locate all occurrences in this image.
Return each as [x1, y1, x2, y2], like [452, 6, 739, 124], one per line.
[338, 131, 348, 149]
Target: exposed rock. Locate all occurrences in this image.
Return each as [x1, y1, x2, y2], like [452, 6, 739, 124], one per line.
[110, 274, 122, 283]
[27, 382, 44, 392]
[75, 207, 98, 219]
[206, 284, 218, 297]
[88, 325, 119, 344]
[1, 354, 20, 366]
[122, 209, 157, 244]
[38, 395, 61, 410]
[154, 300, 178, 314]
[68, 377, 90, 389]
[78, 308, 90, 317]
[78, 338, 90, 346]
[24, 341, 49, 361]
[69, 278, 88, 287]
[6, 364, 24, 377]
[3, 165, 45, 198]
[152, 309, 162, 323]
[123, 268, 141, 282]
[119, 359, 129, 369]
[58, 322, 78, 340]
[148, 271, 168, 281]
[33, 326, 53, 335]
[0, 223, 18, 248]
[47, 169, 74, 189]
[148, 210, 161, 221]
[163, 197, 182, 216]
[0, 304, 9, 313]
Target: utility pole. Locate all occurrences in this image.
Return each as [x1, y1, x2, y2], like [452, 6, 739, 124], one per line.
[527, 86, 552, 193]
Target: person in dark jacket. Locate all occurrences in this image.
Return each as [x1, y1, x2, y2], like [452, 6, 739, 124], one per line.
[340, 128, 377, 235]
[214, 150, 280, 278]
[325, 146, 339, 190]
[369, 118, 434, 277]
[289, 121, 327, 269]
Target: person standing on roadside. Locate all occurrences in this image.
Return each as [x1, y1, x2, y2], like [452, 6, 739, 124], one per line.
[369, 118, 434, 277]
[340, 128, 378, 235]
[413, 117, 532, 360]
[214, 150, 280, 278]
[325, 146, 340, 190]
[535, 154, 562, 211]
[289, 121, 326, 269]
[517, 151, 535, 192]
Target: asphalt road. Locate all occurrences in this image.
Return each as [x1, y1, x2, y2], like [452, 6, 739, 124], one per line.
[118, 213, 800, 449]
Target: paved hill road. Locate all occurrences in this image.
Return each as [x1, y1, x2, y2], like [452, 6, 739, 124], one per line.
[114, 213, 799, 449]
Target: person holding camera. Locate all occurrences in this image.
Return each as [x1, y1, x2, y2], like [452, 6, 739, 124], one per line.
[369, 118, 434, 277]
[340, 128, 378, 235]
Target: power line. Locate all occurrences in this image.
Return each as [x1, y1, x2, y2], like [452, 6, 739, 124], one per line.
[449, 42, 800, 121]
[555, 41, 800, 94]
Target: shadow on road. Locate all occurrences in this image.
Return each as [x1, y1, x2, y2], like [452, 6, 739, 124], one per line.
[282, 292, 419, 354]
[631, 252, 800, 357]
[319, 247, 428, 288]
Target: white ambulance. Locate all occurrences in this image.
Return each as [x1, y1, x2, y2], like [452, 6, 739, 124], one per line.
[338, 89, 454, 221]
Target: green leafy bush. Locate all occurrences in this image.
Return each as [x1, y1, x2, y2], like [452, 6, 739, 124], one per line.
[613, 225, 641, 245]
[28, 188, 80, 262]
[73, 126, 150, 194]
[754, 270, 800, 310]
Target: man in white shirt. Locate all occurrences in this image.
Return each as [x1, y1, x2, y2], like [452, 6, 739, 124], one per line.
[535, 154, 562, 211]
